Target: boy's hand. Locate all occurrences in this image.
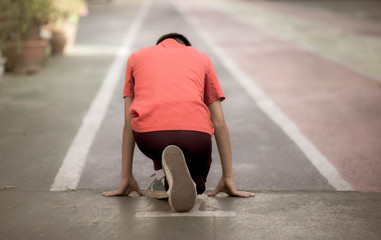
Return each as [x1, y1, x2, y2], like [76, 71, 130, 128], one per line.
[102, 176, 144, 197]
[208, 176, 255, 198]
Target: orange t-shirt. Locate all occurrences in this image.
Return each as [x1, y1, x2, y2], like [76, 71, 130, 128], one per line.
[123, 38, 225, 136]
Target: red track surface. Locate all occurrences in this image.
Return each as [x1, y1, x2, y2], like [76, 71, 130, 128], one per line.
[186, 5, 381, 191]
[243, 0, 381, 37]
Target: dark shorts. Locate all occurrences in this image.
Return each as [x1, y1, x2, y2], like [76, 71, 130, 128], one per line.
[132, 130, 212, 194]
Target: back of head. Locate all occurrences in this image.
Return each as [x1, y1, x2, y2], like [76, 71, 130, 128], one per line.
[156, 33, 192, 46]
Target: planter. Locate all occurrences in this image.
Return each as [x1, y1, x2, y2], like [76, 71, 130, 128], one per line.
[50, 30, 67, 55]
[3, 42, 18, 72]
[50, 23, 78, 55]
[0, 57, 7, 83]
[14, 39, 48, 74]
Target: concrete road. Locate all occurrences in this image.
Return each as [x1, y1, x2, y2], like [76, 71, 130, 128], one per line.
[1, 0, 381, 239]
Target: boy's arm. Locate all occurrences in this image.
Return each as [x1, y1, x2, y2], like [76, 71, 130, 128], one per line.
[102, 97, 143, 197]
[121, 97, 136, 178]
[208, 100, 255, 198]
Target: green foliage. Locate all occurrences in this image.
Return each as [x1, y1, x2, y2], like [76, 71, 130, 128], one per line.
[50, 0, 87, 30]
[0, 0, 20, 52]
[20, 0, 53, 39]
[0, 0, 87, 53]
[0, 0, 53, 43]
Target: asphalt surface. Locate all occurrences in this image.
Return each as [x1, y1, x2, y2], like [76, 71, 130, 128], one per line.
[77, 0, 335, 192]
[1, 0, 381, 239]
[192, 0, 381, 191]
[1, 190, 380, 240]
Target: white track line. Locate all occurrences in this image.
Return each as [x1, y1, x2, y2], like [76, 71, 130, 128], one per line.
[208, 1, 381, 83]
[174, 1, 352, 191]
[135, 211, 237, 218]
[50, 0, 152, 191]
[135, 194, 237, 218]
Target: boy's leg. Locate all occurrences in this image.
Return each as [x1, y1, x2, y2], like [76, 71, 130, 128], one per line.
[132, 130, 176, 170]
[132, 130, 176, 198]
[175, 130, 212, 194]
[162, 145, 197, 212]
[132, 130, 212, 194]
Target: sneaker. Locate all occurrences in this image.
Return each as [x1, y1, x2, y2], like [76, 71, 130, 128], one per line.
[145, 169, 168, 199]
[162, 145, 197, 212]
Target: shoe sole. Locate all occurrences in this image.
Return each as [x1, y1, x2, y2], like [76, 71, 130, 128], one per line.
[162, 145, 197, 212]
[145, 190, 168, 199]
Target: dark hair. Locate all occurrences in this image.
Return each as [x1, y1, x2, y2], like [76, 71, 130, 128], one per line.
[156, 33, 192, 46]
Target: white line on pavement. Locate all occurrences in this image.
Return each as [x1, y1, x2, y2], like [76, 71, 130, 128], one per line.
[174, 1, 352, 191]
[135, 211, 237, 218]
[207, 1, 381, 83]
[50, 0, 152, 191]
[135, 194, 237, 218]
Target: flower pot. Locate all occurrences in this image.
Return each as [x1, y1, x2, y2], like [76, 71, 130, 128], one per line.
[14, 39, 48, 74]
[0, 57, 7, 83]
[3, 42, 18, 72]
[50, 23, 78, 55]
[50, 30, 67, 55]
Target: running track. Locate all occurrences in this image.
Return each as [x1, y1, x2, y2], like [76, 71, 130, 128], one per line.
[53, 0, 381, 192]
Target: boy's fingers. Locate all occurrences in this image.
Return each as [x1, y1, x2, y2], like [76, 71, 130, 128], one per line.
[102, 191, 119, 197]
[102, 191, 111, 196]
[243, 191, 255, 197]
[208, 188, 219, 197]
[136, 188, 144, 196]
[234, 191, 255, 198]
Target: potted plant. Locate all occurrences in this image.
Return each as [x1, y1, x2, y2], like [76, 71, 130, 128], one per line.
[0, 50, 6, 83]
[48, 0, 88, 55]
[17, 0, 53, 74]
[0, 0, 16, 75]
[0, 0, 53, 74]
[0, 31, 6, 82]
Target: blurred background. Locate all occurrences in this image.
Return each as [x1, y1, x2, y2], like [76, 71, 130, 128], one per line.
[1, 0, 381, 239]
[1, 0, 381, 192]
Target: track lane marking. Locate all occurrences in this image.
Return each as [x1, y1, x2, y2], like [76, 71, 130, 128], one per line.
[50, 0, 152, 191]
[174, 1, 352, 191]
[135, 194, 237, 218]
